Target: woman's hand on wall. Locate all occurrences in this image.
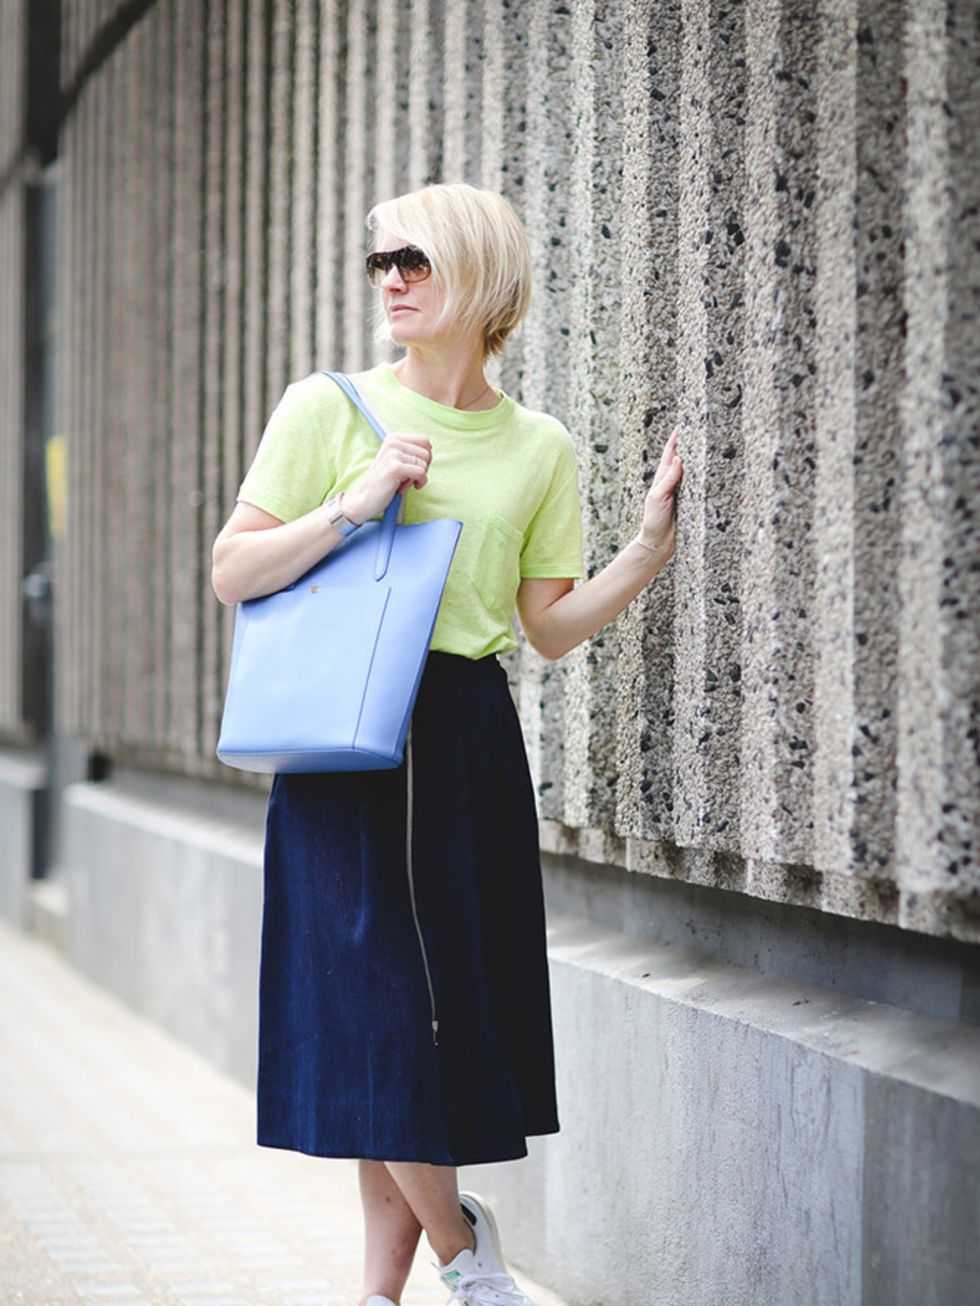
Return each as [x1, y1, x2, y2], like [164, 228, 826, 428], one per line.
[636, 427, 682, 560]
[341, 433, 433, 524]
[516, 427, 683, 660]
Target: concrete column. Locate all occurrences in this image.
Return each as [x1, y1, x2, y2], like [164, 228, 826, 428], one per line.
[812, 0, 907, 913]
[242, 0, 270, 492]
[562, 0, 626, 833]
[613, 0, 683, 847]
[513, 0, 576, 823]
[314, 0, 346, 372]
[896, 0, 980, 935]
[408, 0, 443, 191]
[87, 56, 108, 748]
[221, 0, 247, 519]
[0, 0, 24, 164]
[341, 0, 376, 371]
[266, 0, 295, 400]
[168, 0, 206, 762]
[200, 0, 231, 762]
[218, 0, 248, 712]
[290, 0, 318, 377]
[478, 0, 504, 193]
[145, 4, 174, 754]
[121, 14, 151, 750]
[479, 0, 527, 396]
[672, 0, 748, 870]
[370, 0, 412, 367]
[103, 40, 123, 754]
[737, 0, 821, 875]
[442, 0, 483, 184]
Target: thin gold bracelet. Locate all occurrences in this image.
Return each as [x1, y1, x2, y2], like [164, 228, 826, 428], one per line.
[632, 535, 659, 556]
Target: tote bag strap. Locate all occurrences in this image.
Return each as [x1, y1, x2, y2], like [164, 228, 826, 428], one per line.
[322, 369, 389, 441]
[320, 370, 400, 582]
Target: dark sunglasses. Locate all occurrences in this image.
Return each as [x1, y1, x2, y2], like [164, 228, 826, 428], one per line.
[365, 244, 432, 287]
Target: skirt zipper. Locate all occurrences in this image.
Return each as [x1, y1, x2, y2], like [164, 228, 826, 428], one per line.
[405, 721, 439, 1047]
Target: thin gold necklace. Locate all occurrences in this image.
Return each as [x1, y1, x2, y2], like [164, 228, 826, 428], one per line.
[393, 363, 494, 411]
[459, 382, 494, 410]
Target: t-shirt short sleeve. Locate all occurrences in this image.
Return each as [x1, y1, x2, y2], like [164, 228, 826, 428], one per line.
[236, 379, 334, 524]
[519, 432, 585, 580]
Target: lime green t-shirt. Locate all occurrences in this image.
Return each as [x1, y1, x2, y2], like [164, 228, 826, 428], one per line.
[236, 362, 584, 659]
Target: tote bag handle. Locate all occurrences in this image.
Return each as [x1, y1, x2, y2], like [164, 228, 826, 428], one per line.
[321, 371, 400, 582]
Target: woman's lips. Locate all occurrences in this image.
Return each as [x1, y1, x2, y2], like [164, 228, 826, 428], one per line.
[389, 305, 415, 314]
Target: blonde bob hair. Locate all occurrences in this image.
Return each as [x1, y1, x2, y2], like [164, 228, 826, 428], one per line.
[366, 182, 532, 359]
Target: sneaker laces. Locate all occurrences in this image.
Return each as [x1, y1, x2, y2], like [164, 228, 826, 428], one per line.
[442, 1269, 527, 1305]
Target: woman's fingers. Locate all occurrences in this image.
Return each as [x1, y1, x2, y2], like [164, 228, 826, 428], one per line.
[391, 432, 432, 461]
[385, 436, 432, 486]
[376, 438, 430, 485]
[658, 428, 680, 472]
[649, 460, 681, 503]
[665, 430, 681, 480]
[394, 454, 427, 485]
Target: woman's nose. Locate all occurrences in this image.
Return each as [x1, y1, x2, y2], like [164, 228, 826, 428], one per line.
[382, 264, 407, 290]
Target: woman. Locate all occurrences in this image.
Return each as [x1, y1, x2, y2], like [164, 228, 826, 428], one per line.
[211, 182, 682, 1306]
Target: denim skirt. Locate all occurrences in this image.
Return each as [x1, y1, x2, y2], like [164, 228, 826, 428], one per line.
[255, 650, 560, 1166]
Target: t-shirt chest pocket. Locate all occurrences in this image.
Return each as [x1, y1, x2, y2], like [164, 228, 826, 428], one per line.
[472, 512, 524, 614]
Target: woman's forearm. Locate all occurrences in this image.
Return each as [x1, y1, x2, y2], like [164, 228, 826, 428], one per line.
[540, 537, 670, 660]
[211, 502, 348, 605]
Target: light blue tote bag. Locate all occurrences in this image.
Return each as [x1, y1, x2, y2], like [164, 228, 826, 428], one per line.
[216, 371, 463, 773]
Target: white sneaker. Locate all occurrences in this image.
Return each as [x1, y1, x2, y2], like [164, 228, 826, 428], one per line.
[365, 1297, 398, 1306]
[433, 1190, 535, 1305]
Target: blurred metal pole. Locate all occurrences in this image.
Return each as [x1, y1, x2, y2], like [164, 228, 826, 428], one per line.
[21, 166, 57, 878]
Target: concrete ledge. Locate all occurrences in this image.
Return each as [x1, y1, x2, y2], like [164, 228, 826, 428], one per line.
[0, 748, 45, 929]
[464, 915, 980, 1306]
[54, 778, 980, 1306]
[27, 877, 69, 952]
[62, 779, 265, 1089]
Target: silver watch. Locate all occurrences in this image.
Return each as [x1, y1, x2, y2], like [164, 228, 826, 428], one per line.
[324, 494, 361, 538]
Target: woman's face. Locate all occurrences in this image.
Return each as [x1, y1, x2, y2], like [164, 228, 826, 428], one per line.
[374, 234, 448, 349]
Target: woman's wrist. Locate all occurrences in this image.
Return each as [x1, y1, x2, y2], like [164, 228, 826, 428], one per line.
[338, 490, 365, 527]
[631, 533, 662, 561]
[320, 491, 362, 541]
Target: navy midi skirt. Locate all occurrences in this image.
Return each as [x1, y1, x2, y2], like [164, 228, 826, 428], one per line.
[255, 650, 561, 1166]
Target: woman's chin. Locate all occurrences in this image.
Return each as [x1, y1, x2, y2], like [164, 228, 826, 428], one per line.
[389, 324, 432, 351]
[388, 322, 413, 345]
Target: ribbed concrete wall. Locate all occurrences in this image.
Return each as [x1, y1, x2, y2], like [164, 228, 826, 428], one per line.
[1, 0, 974, 940]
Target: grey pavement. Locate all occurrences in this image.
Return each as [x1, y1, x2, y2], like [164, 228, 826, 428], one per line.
[0, 920, 566, 1306]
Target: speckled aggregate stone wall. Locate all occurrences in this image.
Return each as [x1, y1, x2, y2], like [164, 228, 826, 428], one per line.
[19, 0, 980, 940]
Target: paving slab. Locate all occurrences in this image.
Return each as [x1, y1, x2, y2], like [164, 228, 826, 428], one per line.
[0, 921, 566, 1306]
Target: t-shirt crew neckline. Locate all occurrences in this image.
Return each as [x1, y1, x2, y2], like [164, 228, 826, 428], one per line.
[372, 361, 513, 430]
